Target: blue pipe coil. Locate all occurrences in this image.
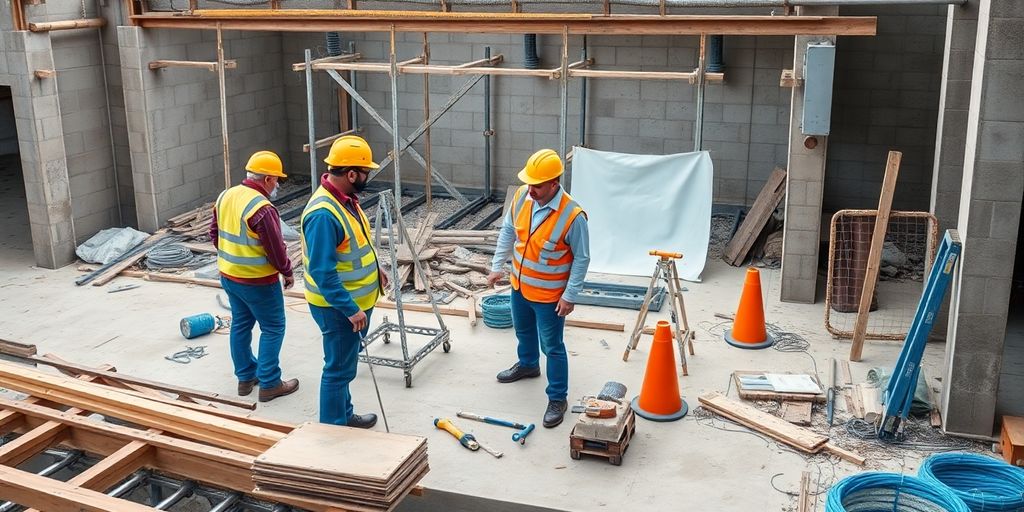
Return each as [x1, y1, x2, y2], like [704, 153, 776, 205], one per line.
[918, 452, 1024, 511]
[826, 472, 970, 512]
[180, 313, 217, 339]
[480, 294, 514, 329]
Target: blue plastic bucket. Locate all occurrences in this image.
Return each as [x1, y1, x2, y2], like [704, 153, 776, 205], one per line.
[180, 313, 217, 339]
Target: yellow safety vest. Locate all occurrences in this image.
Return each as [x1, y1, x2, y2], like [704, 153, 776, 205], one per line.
[301, 186, 381, 311]
[215, 185, 277, 279]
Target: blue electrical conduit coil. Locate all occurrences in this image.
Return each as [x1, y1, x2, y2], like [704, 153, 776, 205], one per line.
[480, 294, 514, 329]
[826, 472, 970, 512]
[918, 452, 1024, 512]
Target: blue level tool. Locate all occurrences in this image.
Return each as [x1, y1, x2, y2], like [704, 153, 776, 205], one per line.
[879, 230, 961, 440]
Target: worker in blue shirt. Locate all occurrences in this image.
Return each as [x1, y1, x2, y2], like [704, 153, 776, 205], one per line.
[488, 149, 591, 428]
[301, 135, 388, 429]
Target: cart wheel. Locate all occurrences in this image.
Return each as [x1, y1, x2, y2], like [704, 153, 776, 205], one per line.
[404, 374, 412, 388]
[443, 341, 451, 353]
[570, 449, 581, 460]
[610, 456, 622, 466]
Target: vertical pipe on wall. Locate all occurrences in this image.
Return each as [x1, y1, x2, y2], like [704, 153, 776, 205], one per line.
[216, 24, 231, 189]
[484, 46, 492, 199]
[558, 27, 569, 189]
[305, 49, 317, 193]
[349, 41, 359, 131]
[579, 36, 588, 149]
[694, 33, 706, 152]
[389, 27, 402, 203]
[423, 32, 432, 210]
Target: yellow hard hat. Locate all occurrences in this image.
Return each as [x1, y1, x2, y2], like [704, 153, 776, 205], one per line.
[518, 149, 563, 185]
[245, 150, 286, 178]
[325, 135, 380, 169]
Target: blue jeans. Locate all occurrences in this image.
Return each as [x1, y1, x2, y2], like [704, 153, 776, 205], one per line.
[309, 305, 373, 426]
[510, 289, 568, 401]
[220, 277, 284, 390]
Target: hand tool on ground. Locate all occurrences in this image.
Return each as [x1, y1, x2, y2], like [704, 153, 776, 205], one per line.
[571, 398, 618, 418]
[476, 438, 504, 458]
[826, 357, 836, 426]
[362, 337, 389, 433]
[434, 417, 479, 451]
[164, 346, 207, 364]
[623, 250, 695, 375]
[107, 283, 140, 293]
[456, 411, 535, 445]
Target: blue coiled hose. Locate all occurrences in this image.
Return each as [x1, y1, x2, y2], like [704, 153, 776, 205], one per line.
[826, 472, 970, 512]
[918, 452, 1024, 511]
[480, 294, 513, 329]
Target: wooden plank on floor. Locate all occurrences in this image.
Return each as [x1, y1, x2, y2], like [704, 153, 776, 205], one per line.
[797, 471, 811, 512]
[67, 441, 153, 492]
[0, 420, 69, 466]
[780, 401, 812, 426]
[723, 167, 786, 266]
[0, 339, 36, 357]
[0, 465, 155, 512]
[698, 392, 827, 452]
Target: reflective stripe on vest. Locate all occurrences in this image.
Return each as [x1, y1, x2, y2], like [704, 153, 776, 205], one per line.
[300, 186, 381, 311]
[215, 185, 276, 279]
[509, 185, 584, 303]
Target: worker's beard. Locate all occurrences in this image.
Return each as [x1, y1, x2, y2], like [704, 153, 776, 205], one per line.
[353, 174, 368, 193]
[269, 183, 280, 200]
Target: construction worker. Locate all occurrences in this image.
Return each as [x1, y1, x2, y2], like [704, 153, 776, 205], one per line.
[487, 149, 590, 428]
[211, 150, 299, 403]
[301, 135, 389, 429]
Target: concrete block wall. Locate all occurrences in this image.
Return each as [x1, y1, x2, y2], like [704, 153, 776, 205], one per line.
[120, 28, 288, 230]
[827, 5, 948, 213]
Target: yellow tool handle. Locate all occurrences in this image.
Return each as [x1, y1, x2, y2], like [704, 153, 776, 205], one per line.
[649, 250, 683, 259]
[435, 417, 465, 439]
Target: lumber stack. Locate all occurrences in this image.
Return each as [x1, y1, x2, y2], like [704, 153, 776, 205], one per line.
[723, 167, 787, 266]
[254, 422, 429, 512]
[167, 202, 215, 239]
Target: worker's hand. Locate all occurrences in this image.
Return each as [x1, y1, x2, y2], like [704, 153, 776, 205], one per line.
[379, 270, 390, 291]
[555, 299, 575, 317]
[487, 271, 504, 288]
[283, 275, 295, 290]
[348, 310, 368, 332]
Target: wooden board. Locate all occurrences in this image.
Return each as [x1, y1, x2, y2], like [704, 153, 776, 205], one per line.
[0, 339, 36, 357]
[256, 422, 426, 482]
[797, 471, 812, 512]
[1002, 415, 1024, 467]
[850, 151, 901, 361]
[780, 401, 812, 426]
[723, 167, 786, 266]
[733, 371, 826, 403]
[0, 464, 156, 512]
[90, 231, 171, 286]
[859, 384, 881, 422]
[698, 392, 828, 452]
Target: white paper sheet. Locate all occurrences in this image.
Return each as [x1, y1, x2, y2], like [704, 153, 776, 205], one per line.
[569, 147, 713, 281]
[764, 374, 822, 394]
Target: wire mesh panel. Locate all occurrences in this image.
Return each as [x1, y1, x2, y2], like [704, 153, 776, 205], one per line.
[825, 210, 938, 340]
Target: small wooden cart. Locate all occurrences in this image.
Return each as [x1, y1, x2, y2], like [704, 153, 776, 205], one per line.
[569, 403, 636, 466]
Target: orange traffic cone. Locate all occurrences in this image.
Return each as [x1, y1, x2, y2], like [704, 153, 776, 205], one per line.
[725, 267, 775, 350]
[630, 320, 688, 421]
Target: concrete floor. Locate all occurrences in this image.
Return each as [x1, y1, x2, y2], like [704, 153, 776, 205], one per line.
[0, 239, 956, 511]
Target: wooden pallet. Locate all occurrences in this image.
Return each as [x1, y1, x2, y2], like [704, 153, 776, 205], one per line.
[0, 356, 424, 511]
[569, 409, 636, 466]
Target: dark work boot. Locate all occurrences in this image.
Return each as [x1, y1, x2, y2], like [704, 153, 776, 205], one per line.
[347, 413, 378, 429]
[258, 378, 299, 403]
[543, 400, 568, 428]
[237, 378, 258, 397]
[496, 363, 541, 383]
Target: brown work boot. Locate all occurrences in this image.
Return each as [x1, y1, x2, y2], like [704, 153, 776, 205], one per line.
[258, 378, 299, 403]
[237, 378, 258, 397]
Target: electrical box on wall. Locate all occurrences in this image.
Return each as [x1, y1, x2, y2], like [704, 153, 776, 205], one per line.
[801, 42, 836, 136]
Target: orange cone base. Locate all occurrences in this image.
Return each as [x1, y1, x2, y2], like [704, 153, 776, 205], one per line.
[630, 396, 688, 422]
[724, 330, 775, 350]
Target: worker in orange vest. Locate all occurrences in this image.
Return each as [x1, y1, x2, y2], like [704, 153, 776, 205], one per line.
[487, 149, 590, 428]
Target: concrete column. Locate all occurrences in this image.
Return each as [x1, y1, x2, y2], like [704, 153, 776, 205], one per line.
[5, 31, 76, 269]
[930, 1, 980, 341]
[117, 26, 160, 233]
[780, 6, 837, 303]
[942, 0, 1024, 437]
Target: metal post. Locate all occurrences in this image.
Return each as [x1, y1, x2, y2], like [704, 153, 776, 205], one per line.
[579, 36, 588, 149]
[389, 27, 402, 205]
[217, 23, 231, 189]
[349, 41, 359, 131]
[558, 27, 570, 190]
[694, 33, 707, 152]
[483, 46, 492, 199]
[305, 48, 317, 193]
[423, 33, 432, 211]
[155, 481, 195, 510]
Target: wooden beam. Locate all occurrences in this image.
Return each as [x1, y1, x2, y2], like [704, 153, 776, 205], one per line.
[32, 69, 55, 80]
[454, 54, 504, 68]
[303, 128, 357, 153]
[291, 52, 362, 72]
[850, 151, 901, 362]
[149, 59, 238, 71]
[0, 465, 155, 512]
[0, 352, 256, 410]
[68, 441, 153, 492]
[570, 68, 723, 82]
[132, 11, 878, 37]
[29, 18, 106, 31]
[10, 0, 27, 31]
[0, 421, 69, 466]
[0, 339, 36, 357]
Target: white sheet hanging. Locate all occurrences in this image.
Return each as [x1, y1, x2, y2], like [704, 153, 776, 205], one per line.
[570, 147, 713, 281]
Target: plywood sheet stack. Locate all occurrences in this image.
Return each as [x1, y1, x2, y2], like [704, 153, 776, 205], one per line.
[253, 422, 429, 512]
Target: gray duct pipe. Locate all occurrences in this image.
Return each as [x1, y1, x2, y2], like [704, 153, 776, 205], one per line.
[523, 34, 539, 69]
[706, 35, 724, 73]
[326, 32, 343, 56]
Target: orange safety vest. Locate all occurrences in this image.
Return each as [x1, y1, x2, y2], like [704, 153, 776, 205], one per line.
[509, 185, 586, 303]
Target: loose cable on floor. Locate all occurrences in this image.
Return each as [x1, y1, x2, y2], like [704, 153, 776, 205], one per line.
[480, 294, 513, 328]
[826, 472, 970, 512]
[917, 452, 1024, 511]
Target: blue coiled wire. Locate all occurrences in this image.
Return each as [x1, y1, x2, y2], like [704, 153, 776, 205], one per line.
[480, 294, 513, 329]
[918, 452, 1024, 511]
[827, 472, 970, 512]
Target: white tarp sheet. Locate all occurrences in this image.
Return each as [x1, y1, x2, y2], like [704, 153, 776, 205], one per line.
[570, 147, 712, 281]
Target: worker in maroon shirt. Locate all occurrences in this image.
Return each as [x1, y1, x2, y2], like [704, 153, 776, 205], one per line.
[209, 150, 299, 403]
